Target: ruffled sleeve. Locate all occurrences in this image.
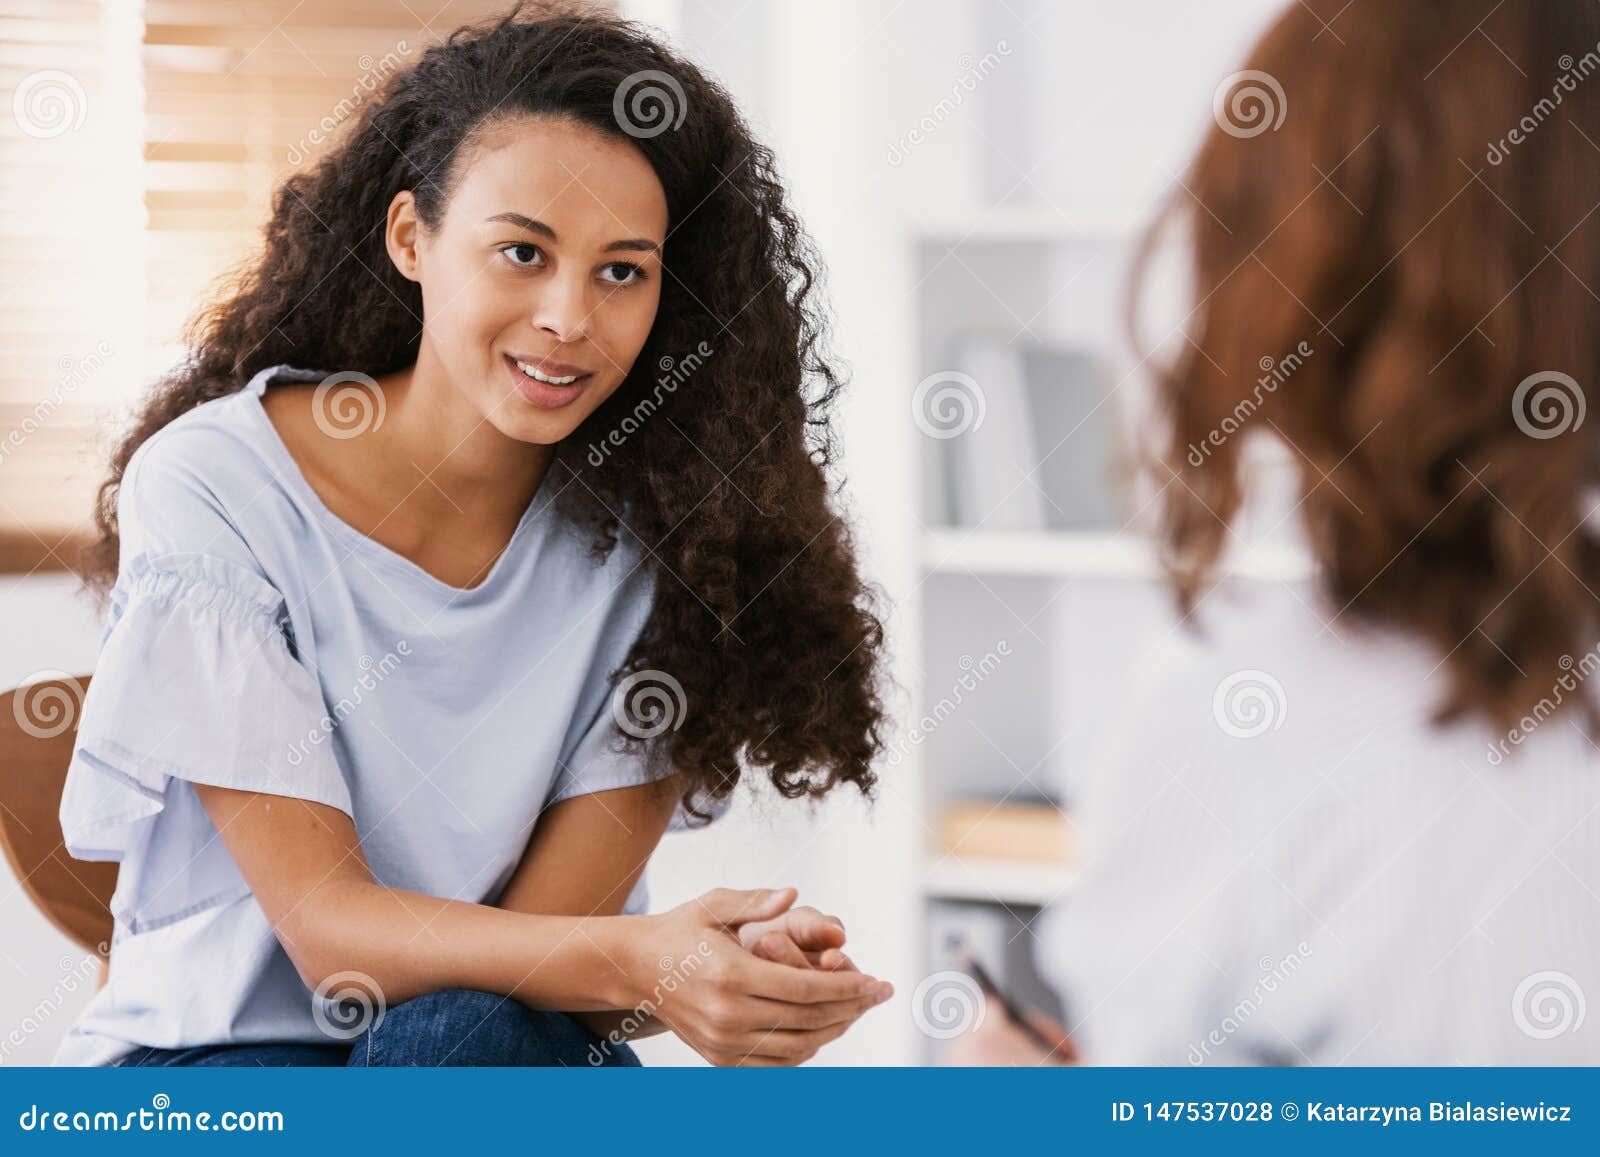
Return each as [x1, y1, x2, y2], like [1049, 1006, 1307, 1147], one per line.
[59, 428, 353, 869]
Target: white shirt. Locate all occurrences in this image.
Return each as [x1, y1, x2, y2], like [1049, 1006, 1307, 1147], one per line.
[1039, 582, 1600, 1064]
[55, 365, 695, 1065]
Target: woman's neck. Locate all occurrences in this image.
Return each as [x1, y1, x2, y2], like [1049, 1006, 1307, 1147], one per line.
[373, 350, 556, 529]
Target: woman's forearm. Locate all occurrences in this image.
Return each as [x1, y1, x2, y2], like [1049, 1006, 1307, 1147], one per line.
[293, 877, 642, 1013]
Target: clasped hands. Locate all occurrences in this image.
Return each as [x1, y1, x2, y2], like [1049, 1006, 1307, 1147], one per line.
[621, 886, 892, 1066]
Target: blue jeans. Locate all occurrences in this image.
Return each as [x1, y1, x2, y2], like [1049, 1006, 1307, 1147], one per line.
[111, 989, 641, 1068]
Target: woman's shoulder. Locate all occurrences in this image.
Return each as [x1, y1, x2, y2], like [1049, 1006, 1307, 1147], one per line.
[1136, 587, 1439, 740]
[117, 386, 299, 565]
[126, 387, 271, 492]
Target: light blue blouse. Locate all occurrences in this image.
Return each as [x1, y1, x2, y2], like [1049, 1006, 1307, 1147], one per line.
[53, 364, 684, 1066]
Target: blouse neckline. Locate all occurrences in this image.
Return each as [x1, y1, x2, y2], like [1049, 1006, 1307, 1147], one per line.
[238, 363, 555, 599]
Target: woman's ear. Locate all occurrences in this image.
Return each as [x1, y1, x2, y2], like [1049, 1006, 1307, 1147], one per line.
[385, 190, 422, 283]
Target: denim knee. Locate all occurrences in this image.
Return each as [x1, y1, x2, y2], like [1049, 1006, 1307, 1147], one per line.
[347, 987, 640, 1068]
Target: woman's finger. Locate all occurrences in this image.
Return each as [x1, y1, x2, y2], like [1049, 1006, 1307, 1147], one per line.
[727, 990, 884, 1032]
[730, 1018, 853, 1061]
[814, 948, 856, 971]
[758, 931, 814, 970]
[737, 953, 884, 1004]
[781, 907, 846, 951]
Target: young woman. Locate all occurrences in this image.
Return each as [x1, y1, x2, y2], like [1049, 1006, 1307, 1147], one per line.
[54, 6, 890, 1067]
[952, 0, 1600, 1064]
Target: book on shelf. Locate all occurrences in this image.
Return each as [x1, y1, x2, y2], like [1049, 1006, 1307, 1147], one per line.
[947, 332, 1046, 530]
[929, 332, 1119, 532]
[936, 800, 1071, 864]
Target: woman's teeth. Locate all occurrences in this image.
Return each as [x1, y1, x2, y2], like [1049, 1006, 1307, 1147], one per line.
[515, 360, 580, 386]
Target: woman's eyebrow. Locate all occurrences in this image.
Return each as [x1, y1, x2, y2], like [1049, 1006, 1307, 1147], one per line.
[483, 211, 660, 254]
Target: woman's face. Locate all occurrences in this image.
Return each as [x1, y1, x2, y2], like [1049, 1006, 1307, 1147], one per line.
[389, 114, 668, 444]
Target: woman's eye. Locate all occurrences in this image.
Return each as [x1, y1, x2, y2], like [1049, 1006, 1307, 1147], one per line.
[600, 262, 645, 286]
[500, 243, 544, 268]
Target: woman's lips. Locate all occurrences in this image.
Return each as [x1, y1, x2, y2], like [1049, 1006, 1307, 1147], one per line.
[504, 353, 592, 409]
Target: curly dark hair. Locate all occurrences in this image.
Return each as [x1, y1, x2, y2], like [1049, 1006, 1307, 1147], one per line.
[1132, 0, 1600, 735]
[81, 3, 887, 820]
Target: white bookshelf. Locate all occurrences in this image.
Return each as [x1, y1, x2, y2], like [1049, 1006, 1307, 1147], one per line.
[627, 0, 1294, 1066]
[924, 856, 1075, 908]
[923, 528, 1313, 582]
[897, 0, 1295, 1062]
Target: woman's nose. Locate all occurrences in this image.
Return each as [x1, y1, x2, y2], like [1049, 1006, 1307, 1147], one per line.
[531, 277, 594, 343]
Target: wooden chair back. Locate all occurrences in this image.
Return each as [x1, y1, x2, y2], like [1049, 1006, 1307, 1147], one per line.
[0, 675, 115, 958]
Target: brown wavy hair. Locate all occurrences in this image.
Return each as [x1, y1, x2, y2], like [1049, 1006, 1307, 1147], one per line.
[82, 3, 887, 819]
[1133, 0, 1600, 733]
